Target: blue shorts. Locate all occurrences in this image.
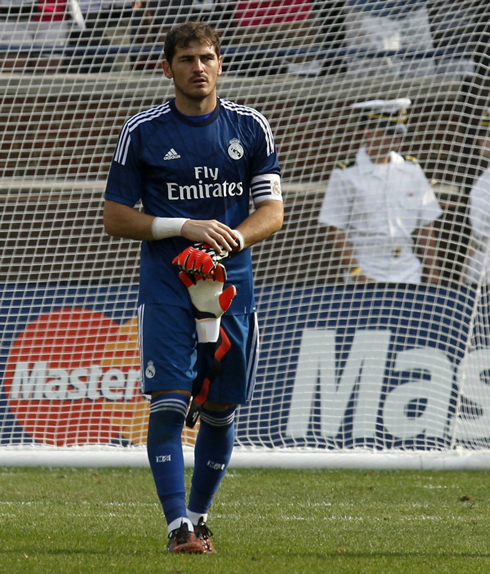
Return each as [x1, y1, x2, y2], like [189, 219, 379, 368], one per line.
[138, 304, 259, 405]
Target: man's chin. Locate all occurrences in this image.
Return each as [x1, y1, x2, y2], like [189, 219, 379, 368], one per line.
[186, 89, 214, 102]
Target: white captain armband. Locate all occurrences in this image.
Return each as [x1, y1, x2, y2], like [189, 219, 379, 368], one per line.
[251, 174, 283, 204]
[152, 217, 189, 240]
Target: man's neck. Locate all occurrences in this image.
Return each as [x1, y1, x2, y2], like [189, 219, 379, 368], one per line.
[173, 93, 218, 117]
[365, 146, 392, 164]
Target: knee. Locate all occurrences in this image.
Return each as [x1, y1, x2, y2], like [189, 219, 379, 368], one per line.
[203, 401, 236, 412]
[199, 404, 236, 430]
[148, 392, 190, 440]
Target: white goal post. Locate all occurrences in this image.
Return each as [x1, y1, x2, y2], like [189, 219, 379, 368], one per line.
[1, 1, 490, 469]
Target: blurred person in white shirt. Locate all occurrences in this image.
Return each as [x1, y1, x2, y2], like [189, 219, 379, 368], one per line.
[319, 98, 442, 285]
[0, 0, 70, 70]
[464, 108, 490, 286]
[344, 0, 435, 78]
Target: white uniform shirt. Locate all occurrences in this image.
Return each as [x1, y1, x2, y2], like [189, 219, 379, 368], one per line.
[466, 167, 490, 284]
[319, 146, 442, 283]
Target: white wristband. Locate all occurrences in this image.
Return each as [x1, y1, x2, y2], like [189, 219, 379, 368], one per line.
[233, 229, 245, 252]
[151, 217, 189, 240]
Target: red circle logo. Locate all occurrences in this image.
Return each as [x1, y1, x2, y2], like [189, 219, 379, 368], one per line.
[4, 308, 144, 446]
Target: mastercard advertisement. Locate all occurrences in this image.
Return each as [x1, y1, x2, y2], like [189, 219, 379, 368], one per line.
[2, 282, 478, 452]
[0, 285, 198, 448]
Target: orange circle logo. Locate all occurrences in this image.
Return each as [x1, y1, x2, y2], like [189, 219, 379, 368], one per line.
[4, 307, 199, 447]
[4, 308, 143, 446]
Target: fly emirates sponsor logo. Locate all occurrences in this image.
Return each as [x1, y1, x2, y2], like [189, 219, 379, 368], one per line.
[167, 166, 244, 200]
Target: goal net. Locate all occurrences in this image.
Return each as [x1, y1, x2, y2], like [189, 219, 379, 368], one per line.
[1, 0, 490, 468]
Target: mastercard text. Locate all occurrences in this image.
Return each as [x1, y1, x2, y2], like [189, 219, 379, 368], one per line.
[10, 362, 141, 401]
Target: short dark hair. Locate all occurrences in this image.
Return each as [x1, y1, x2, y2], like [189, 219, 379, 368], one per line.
[164, 21, 221, 64]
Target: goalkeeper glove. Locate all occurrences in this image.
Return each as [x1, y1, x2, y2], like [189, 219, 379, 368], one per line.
[173, 229, 245, 276]
[178, 264, 237, 343]
[173, 243, 229, 277]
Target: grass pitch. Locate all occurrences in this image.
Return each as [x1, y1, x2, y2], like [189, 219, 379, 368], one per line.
[0, 467, 489, 573]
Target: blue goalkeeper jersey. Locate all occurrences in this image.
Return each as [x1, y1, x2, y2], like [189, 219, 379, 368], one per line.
[105, 97, 282, 313]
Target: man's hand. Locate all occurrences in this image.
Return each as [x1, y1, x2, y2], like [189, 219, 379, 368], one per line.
[173, 243, 230, 277]
[179, 264, 237, 343]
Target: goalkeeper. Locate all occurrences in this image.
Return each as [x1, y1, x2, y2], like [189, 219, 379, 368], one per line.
[103, 21, 283, 554]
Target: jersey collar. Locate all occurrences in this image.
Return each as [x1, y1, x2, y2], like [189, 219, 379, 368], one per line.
[169, 98, 221, 127]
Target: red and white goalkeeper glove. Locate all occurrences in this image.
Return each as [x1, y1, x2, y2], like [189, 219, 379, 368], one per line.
[178, 264, 237, 343]
[173, 243, 230, 277]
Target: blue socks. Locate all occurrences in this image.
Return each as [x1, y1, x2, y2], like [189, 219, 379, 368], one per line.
[147, 393, 190, 530]
[188, 405, 236, 517]
[147, 395, 236, 531]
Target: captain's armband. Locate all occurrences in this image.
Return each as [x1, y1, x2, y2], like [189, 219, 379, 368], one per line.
[250, 174, 283, 204]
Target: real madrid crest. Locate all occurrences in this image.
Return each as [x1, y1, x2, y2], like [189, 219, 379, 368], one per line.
[228, 138, 244, 160]
[145, 360, 156, 379]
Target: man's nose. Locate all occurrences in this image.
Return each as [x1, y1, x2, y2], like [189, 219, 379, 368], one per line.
[192, 58, 205, 72]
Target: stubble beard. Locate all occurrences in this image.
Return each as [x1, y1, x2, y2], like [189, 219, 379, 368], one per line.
[176, 82, 217, 108]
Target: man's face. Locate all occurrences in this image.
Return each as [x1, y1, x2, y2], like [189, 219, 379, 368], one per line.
[365, 128, 401, 161]
[163, 40, 222, 104]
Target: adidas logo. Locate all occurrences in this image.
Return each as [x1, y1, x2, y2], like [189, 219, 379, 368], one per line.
[164, 148, 181, 161]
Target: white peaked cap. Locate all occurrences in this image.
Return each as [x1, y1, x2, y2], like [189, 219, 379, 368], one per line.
[351, 98, 412, 135]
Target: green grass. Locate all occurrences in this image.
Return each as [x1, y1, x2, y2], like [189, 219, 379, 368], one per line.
[0, 467, 489, 573]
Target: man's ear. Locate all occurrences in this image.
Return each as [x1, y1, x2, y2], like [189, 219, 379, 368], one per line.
[162, 60, 173, 79]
